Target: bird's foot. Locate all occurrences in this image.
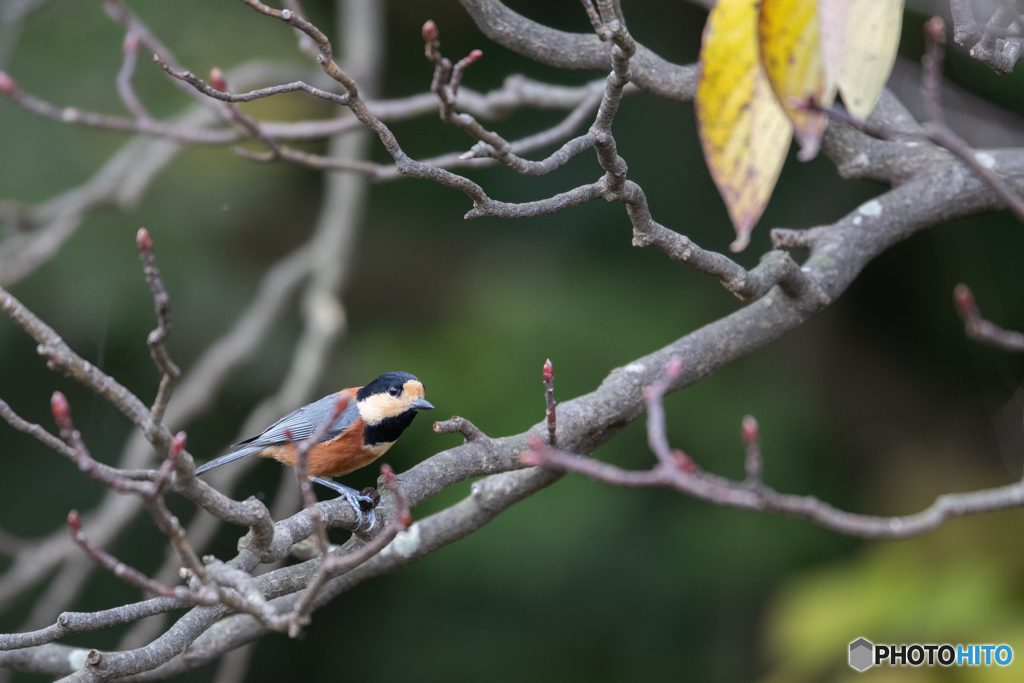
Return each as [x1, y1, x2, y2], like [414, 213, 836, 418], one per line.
[312, 478, 380, 532]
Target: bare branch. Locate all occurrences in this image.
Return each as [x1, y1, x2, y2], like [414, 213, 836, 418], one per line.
[287, 465, 411, 637]
[948, 0, 1024, 73]
[67, 511, 199, 604]
[0, 398, 76, 461]
[543, 359, 556, 446]
[458, 0, 698, 102]
[741, 416, 762, 484]
[116, 31, 149, 120]
[954, 283, 1024, 352]
[136, 229, 180, 425]
[523, 363, 1024, 539]
[153, 56, 350, 107]
[814, 88, 1024, 226]
[432, 416, 488, 443]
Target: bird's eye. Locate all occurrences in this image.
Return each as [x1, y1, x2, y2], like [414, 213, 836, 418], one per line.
[387, 385, 400, 397]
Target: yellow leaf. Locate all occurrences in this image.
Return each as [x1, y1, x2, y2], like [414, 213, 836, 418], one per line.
[758, 0, 832, 160]
[696, 0, 792, 252]
[838, 0, 904, 119]
[817, 0, 849, 95]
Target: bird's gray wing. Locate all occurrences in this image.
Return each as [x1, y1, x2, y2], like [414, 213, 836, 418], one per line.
[232, 393, 359, 449]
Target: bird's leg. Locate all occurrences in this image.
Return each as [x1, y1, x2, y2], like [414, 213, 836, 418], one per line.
[312, 478, 381, 532]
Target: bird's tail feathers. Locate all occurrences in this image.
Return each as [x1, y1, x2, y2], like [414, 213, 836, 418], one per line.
[195, 444, 264, 475]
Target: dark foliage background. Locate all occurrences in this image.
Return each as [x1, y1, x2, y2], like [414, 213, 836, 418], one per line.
[1, 0, 1023, 681]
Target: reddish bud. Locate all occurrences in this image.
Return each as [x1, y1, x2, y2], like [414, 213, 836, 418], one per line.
[136, 227, 152, 253]
[953, 283, 975, 317]
[924, 16, 946, 44]
[542, 359, 554, 384]
[672, 449, 697, 474]
[398, 510, 414, 528]
[51, 391, 70, 422]
[169, 431, 187, 457]
[381, 463, 396, 483]
[123, 33, 139, 54]
[467, 49, 483, 63]
[209, 67, 227, 93]
[741, 415, 759, 445]
[0, 71, 15, 95]
[421, 20, 438, 43]
[67, 509, 81, 531]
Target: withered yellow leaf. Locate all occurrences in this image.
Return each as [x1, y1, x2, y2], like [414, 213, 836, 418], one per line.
[696, 0, 792, 252]
[838, 0, 904, 119]
[758, 0, 831, 161]
[818, 0, 849, 95]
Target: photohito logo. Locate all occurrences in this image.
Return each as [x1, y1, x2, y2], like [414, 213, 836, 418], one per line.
[848, 638, 1013, 671]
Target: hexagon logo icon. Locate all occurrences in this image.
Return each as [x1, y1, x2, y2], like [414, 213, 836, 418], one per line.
[849, 638, 874, 671]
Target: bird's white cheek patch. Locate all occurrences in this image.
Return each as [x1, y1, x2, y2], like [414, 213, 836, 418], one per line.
[358, 394, 407, 424]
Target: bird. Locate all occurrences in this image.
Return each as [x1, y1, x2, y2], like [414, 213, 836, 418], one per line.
[196, 372, 433, 531]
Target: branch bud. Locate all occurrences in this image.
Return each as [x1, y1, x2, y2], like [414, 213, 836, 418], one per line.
[953, 283, 975, 317]
[421, 20, 439, 43]
[136, 227, 152, 253]
[169, 431, 187, 458]
[67, 509, 81, 531]
[398, 510, 414, 528]
[543, 358, 554, 384]
[381, 463, 396, 483]
[672, 449, 697, 474]
[741, 415, 759, 445]
[924, 16, 946, 44]
[0, 72, 14, 96]
[467, 49, 483, 63]
[280, 9, 293, 21]
[152, 53, 160, 63]
[51, 391, 70, 423]
[209, 67, 227, 93]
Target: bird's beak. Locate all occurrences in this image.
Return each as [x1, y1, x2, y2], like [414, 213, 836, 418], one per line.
[410, 397, 434, 411]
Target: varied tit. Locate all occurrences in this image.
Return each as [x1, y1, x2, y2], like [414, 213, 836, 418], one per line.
[196, 372, 433, 531]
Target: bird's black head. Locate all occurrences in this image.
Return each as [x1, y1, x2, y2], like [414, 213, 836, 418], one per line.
[356, 372, 434, 445]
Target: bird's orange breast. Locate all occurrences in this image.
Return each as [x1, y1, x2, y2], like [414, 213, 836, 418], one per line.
[257, 386, 387, 478]
[307, 421, 382, 477]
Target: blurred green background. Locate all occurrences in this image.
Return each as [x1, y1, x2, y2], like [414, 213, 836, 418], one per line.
[1, 0, 1024, 681]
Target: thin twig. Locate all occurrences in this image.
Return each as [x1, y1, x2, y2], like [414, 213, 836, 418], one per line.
[116, 31, 149, 120]
[816, 105, 1024, 225]
[522, 360, 1024, 539]
[287, 464, 411, 637]
[543, 359, 556, 446]
[67, 511, 201, 604]
[953, 284, 1024, 352]
[136, 229, 180, 424]
[287, 396, 350, 560]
